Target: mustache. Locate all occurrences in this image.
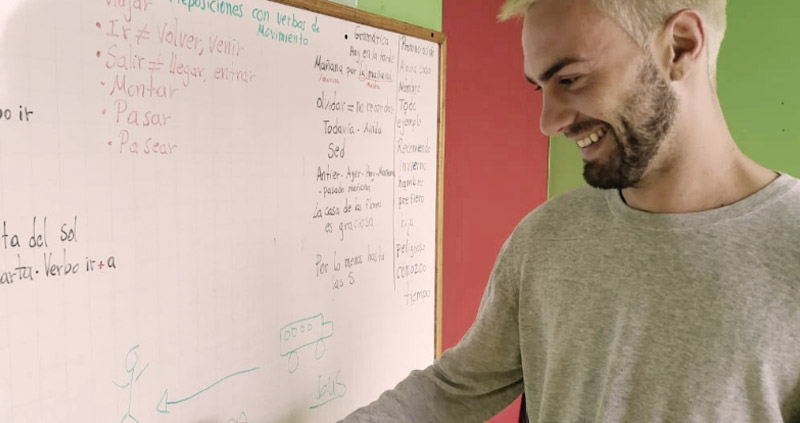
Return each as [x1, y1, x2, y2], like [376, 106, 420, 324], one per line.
[565, 119, 608, 138]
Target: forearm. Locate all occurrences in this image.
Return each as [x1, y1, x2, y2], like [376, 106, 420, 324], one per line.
[340, 233, 526, 422]
[338, 358, 523, 423]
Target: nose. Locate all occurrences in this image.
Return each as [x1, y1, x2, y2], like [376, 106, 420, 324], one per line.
[539, 91, 575, 137]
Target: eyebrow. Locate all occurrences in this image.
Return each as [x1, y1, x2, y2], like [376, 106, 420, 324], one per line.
[526, 56, 588, 86]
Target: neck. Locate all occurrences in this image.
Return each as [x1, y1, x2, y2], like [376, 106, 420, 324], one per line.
[619, 98, 777, 213]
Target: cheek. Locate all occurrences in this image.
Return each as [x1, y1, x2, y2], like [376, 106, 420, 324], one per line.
[574, 86, 618, 126]
[584, 70, 635, 120]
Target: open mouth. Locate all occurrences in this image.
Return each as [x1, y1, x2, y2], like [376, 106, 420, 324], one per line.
[576, 125, 608, 148]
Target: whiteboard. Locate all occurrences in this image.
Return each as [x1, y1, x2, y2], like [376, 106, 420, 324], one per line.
[0, 0, 443, 422]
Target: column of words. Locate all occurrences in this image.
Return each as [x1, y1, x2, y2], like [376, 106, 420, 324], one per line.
[99, 0, 256, 156]
[394, 35, 437, 307]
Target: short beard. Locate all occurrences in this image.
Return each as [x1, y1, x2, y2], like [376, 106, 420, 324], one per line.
[583, 57, 678, 190]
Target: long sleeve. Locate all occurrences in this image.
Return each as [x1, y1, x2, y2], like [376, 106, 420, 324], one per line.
[338, 236, 525, 423]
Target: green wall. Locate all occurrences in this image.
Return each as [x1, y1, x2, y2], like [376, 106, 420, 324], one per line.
[358, 0, 442, 32]
[548, 2, 800, 197]
[717, 0, 800, 176]
[547, 134, 583, 198]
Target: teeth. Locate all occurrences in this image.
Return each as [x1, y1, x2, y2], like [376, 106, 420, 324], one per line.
[577, 127, 607, 148]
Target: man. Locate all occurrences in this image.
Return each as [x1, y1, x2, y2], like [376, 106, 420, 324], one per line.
[340, 0, 800, 421]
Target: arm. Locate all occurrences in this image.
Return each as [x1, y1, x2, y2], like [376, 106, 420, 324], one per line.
[339, 236, 525, 423]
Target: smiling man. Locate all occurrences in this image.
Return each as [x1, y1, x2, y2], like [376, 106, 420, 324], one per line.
[520, 0, 777, 208]
[339, 0, 800, 422]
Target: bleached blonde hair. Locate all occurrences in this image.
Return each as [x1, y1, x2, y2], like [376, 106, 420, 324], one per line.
[499, 0, 727, 88]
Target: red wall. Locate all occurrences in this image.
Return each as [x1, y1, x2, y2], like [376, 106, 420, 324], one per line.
[442, 1, 549, 422]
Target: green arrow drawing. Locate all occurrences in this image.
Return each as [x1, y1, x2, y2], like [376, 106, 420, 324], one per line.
[156, 367, 260, 414]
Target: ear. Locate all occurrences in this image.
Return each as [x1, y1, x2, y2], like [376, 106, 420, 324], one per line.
[656, 9, 706, 82]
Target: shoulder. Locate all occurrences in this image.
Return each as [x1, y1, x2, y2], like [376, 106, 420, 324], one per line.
[753, 173, 800, 224]
[508, 184, 610, 247]
[518, 184, 609, 232]
[758, 173, 800, 215]
[773, 172, 800, 203]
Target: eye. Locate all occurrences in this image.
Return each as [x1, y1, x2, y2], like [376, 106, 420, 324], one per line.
[559, 76, 580, 86]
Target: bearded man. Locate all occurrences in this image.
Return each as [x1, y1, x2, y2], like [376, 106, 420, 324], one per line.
[339, 0, 800, 421]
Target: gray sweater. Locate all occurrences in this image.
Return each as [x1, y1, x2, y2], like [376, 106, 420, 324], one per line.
[341, 173, 800, 423]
